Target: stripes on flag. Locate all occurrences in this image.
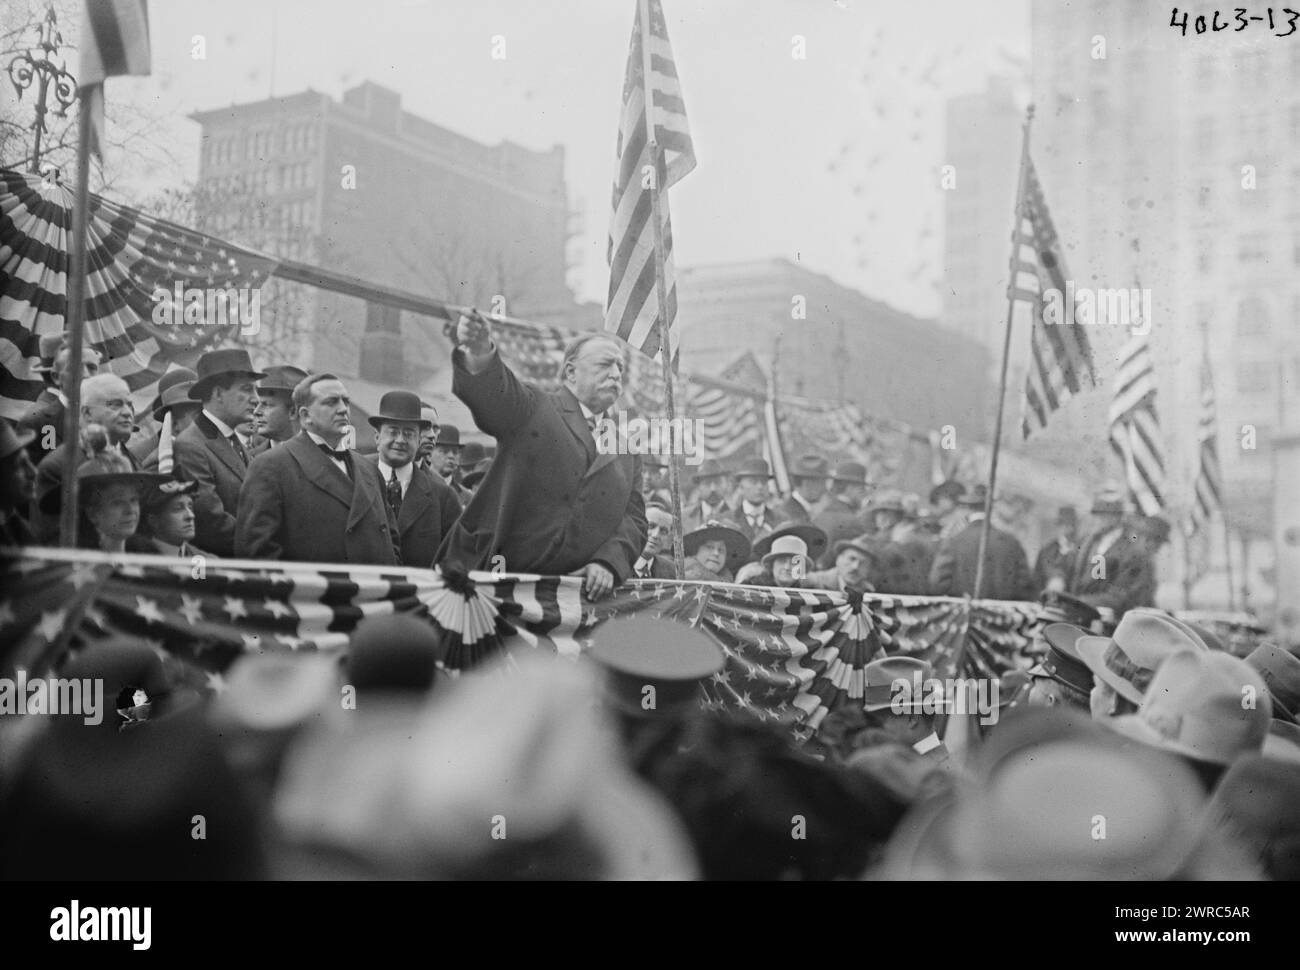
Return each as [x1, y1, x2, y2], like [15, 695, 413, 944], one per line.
[80, 0, 152, 161]
[1189, 350, 1223, 534]
[604, 0, 696, 366]
[80, 0, 151, 85]
[1014, 157, 1098, 439]
[1108, 331, 1166, 515]
[686, 378, 762, 462]
[0, 167, 279, 419]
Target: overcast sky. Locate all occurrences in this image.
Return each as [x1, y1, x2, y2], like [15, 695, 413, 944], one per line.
[75, 0, 1031, 317]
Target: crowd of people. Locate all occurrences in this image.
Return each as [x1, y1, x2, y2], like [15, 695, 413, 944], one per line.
[1, 322, 1296, 881]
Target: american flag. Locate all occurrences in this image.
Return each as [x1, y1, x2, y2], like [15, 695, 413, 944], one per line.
[79, 0, 152, 161]
[1014, 156, 1098, 439]
[1108, 330, 1166, 515]
[604, 0, 696, 366]
[1188, 346, 1223, 534]
[0, 167, 279, 419]
[685, 378, 763, 462]
[1, 547, 1043, 742]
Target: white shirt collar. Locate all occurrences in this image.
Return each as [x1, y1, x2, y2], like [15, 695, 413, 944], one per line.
[634, 555, 653, 575]
[742, 500, 766, 517]
[202, 409, 236, 439]
[378, 459, 413, 488]
[54, 388, 69, 407]
[792, 491, 813, 511]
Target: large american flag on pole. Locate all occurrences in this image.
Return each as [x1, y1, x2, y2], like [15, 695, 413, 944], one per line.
[1108, 329, 1166, 515]
[604, 0, 696, 366]
[1188, 344, 1223, 534]
[1014, 156, 1098, 439]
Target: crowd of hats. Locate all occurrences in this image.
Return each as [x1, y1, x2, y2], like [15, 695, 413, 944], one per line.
[1, 598, 1297, 882]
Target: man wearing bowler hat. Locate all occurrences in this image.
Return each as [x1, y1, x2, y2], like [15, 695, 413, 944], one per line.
[732, 457, 779, 544]
[683, 459, 734, 532]
[235, 373, 400, 565]
[423, 422, 461, 480]
[813, 461, 872, 568]
[361, 391, 461, 569]
[778, 454, 829, 524]
[174, 349, 266, 556]
[254, 365, 309, 447]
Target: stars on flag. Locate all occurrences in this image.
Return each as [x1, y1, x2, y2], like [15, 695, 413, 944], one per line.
[263, 599, 293, 620]
[179, 595, 205, 625]
[69, 562, 100, 590]
[223, 597, 249, 621]
[205, 670, 227, 694]
[38, 608, 67, 642]
[135, 596, 164, 625]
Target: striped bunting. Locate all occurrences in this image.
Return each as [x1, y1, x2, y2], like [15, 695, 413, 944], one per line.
[1189, 349, 1223, 534]
[1108, 331, 1166, 515]
[604, 0, 696, 366]
[1015, 157, 1098, 439]
[0, 167, 278, 420]
[1, 548, 1044, 745]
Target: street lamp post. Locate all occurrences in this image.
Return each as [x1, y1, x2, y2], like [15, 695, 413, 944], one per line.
[7, 5, 78, 174]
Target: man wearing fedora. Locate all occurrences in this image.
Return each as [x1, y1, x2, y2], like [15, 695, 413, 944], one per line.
[1071, 608, 1210, 720]
[683, 459, 734, 532]
[929, 485, 1035, 601]
[778, 454, 829, 525]
[361, 391, 461, 570]
[437, 314, 646, 599]
[732, 458, 779, 544]
[632, 502, 679, 579]
[253, 365, 309, 448]
[173, 349, 267, 556]
[0, 420, 38, 546]
[236, 373, 400, 565]
[1033, 505, 1079, 593]
[813, 461, 871, 568]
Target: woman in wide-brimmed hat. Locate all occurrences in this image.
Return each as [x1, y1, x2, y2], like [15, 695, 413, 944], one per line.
[42, 426, 168, 552]
[682, 519, 750, 582]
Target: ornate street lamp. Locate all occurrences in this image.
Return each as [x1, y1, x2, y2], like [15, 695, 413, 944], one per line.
[8, 5, 79, 173]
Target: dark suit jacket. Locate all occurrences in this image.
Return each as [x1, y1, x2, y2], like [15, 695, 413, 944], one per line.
[1070, 537, 1157, 614]
[436, 349, 646, 582]
[813, 496, 868, 567]
[928, 520, 1035, 601]
[734, 502, 781, 545]
[364, 458, 462, 569]
[1033, 536, 1077, 591]
[234, 432, 401, 566]
[174, 413, 253, 556]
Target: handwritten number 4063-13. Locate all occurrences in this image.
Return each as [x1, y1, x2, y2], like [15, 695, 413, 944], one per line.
[1170, 7, 1300, 36]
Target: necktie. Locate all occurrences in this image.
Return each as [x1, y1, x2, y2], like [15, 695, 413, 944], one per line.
[586, 413, 599, 436]
[229, 434, 248, 466]
[385, 473, 403, 517]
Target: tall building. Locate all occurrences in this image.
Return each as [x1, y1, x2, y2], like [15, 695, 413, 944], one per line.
[189, 81, 577, 396]
[941, 75, 1024, 367]
[677, 258, 991, 437]
[1030, 0, 1299, 615]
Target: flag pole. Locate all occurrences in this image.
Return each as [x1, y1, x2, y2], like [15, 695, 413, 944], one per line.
[973, 104, 1034, 599]
[1222, 517, 1236, 612]
[58, 84, 97, 548]
[640, 0, 686, 577]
